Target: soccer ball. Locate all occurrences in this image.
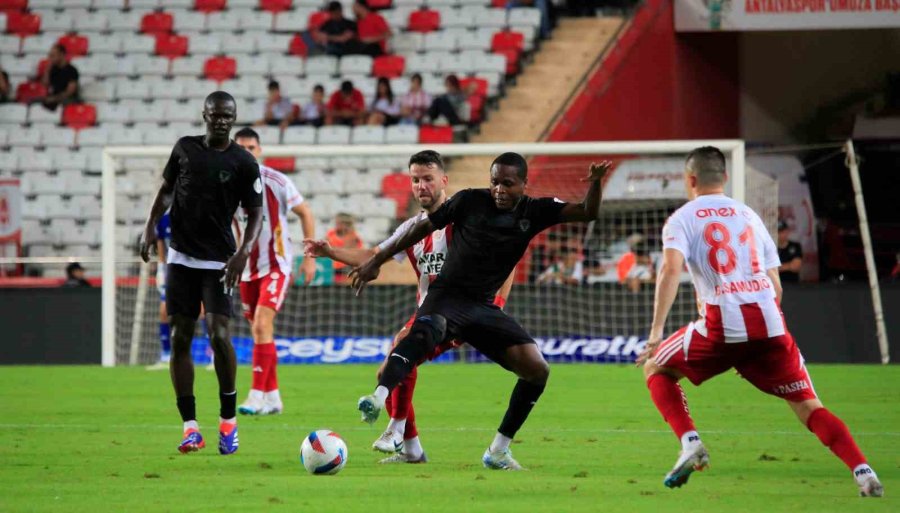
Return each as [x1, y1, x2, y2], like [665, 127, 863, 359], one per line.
[300, 430, 348, 475]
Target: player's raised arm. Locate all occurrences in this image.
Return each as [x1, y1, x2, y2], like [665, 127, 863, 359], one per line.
[349, 217, 434, 295]
[637, 247, 685, 366]
[558, 161, 611, 223]
[303, 238, 377, 267]
[140, 178, 173, 263]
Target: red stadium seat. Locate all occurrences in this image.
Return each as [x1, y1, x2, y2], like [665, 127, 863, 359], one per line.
[15, 81, 47, 103]
[381, 173, 412, 216]
[418, 125, 452, 144]
[494, 48, 520, 75]
[491, 30, 524, 53]
[140, 11, 174, 35]
[36, 58, 50, 77]
[203, 56, 237, 82]
[407, 9, 440, 33]
[460, 77, 488, 98]
[263, 157, 296, 174]
[308, 10, 328, 31]
[0, 0, 28, 11]
[260, 0, 293, 13]
[288, 34, 307, 57]
[367, 0, 392, 9]
[62, 103, 97, 129]
[467, 94, 485, 124]
[155, 34, 189, 58]
[194, 0, 226, 13]
[372, 55, 404, 79]
[58, 34, 89, 57]
[6, 11, 40, 36]
[491, 0, 507, 7]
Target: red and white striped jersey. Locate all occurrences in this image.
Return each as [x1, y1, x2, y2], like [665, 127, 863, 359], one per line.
[378, 211, 452, 306]
[238, 165, 304, 281]
[663, 193, 783, 343]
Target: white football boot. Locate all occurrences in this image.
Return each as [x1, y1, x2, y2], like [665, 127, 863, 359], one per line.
[237, 394, 264, 416]
[260, 394, 283, 416]
[859, 475, 884, 497]
[663, 442, 710, 488]
[357, 394, 382, 424]
[482, 447, 524, 470]
[380, 451, 428, 464]
[372, 430, 403, 453]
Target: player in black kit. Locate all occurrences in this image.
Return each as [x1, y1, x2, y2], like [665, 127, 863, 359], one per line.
[352, 152, 610, 469]
[140, 91, 263, 455]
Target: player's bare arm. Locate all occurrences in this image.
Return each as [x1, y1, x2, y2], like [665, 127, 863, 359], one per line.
[292, 203, 318, 284]
[140, 178, 174, 263]
[350, 217, 434, 295]
[303, 239, 377, 267]
[637, 248, 685, 366]
[558, 161, 612, 223]
[496, 269, 516, 303]
[767, 267, 783, 304]
[225, 206, 263, 289]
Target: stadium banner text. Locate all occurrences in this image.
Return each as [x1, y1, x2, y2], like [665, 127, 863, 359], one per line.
[189, 336, 648, 364]
[674, 0, 900, 31]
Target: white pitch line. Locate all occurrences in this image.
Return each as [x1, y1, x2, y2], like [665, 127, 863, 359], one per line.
[0, 423, 897, 437]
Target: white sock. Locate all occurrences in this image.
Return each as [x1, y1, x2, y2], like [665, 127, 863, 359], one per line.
[853, 464, 877, 485]
[373, 386, 389, 406]
[249, 389, 264, 402]
[220, 417, 236, 426]
[490, 432, 512, 453]
[387, 418, 406, 439]
[680, 431, 701, 451]
[183, 420, 199, 432]
[404, 436, 423, 458]
[265, 389, 281, 404]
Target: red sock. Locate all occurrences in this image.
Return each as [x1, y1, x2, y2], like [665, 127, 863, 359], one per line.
[385, 389, 395, 417]
[251, 344, 271, 392]
[807, 408, 867, 470]
[647, 374, 696, 439]
[263, 343, 279, 392]
[405, 402, 418, 440]
[392, 366, 417, 420]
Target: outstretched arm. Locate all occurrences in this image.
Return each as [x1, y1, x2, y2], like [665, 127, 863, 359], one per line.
[350, 217, 435, 295]
[558, 161, 611, 223]
[304, 239, 378, 267]
[637, 248, 684, 365]
[140, 179, 174, 263]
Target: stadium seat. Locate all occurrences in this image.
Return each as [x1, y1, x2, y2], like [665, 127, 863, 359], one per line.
[254, 125, 282, 145]
[384, 124, 418, 144]
[220, 32, 258, 54]
[17, 148, 54, 172]
[380, 173, 410, 216]
[131, 54, 170, 76]
[306, 170, 344, 194]
[287, 34, 307, 57]
[216, 77, 253, 99]
[441, 8, 475, 28]
[6, 12, 41, 36]
[305, 56, 338, 76]
[130, 101, 167, 122]
[162, 99, 198, 123]
[339, 55, 373, 76]
[73, 12, 108, 32]
[106, 10, 143, 31]
[117, 79, 152, 100]
[507, 7, 541, 29]
[140, 11, 174, 35]
[273, 8, 312, 31]
[107, 125, 144, 145]
[0, 103, 26, 124]
[342, 171, 382, 194]
[234, 54, 270, 76]
[194, 0, 226, 12]
[41, 126, 77, 147]
[372, 55, 404, 79]
[418, 125, 452, 143]
[40, 11, 73, 32]
[471, 7, 507, 28]
[0, 35, 20, 53]
[408, 9, 440, 33]
[15, 81, 47, 104]
[263, 157, 295, 173]
[439, 51, 473, 74]
[368, 0, 392, 8]
[75, 126, 109, 147]
[458, 27, 493, 51]
[190, 34, 222, 54]
[155, 34, 189, 58]
[206, 10, 241, 32]
[0, 0, 28, 11]
[260, 0, 293, 13]
[474, 52, 506, 74]
[241, 11, 273, 31]
[203, 55, 236, 82]
[494, 48, 520, 74]
[424, 31, 458, 52]
[282, 126, 317, 145]
[460, 76, 488, 98]
[269, 54, 305, 76]
[22, 33, 59, 54]
[391, 32, 423, 53]
[95, 101, 129, 123]
[88, 33, 123, 53]
[405, 53, 440, 74]
[62, 103, 97, 129]
[317, 125, 351, 145]
[492, 30, 524, 54]
[350, 125, 385, 145]
[467, 93, 485, 124]
[172, 10, 207, 32]
[123, 35, 157, 55]
[0, 55, 33, 76]
[307, 10, 329, 31]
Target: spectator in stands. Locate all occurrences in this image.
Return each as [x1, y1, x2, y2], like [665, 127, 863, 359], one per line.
[62, 262, 91, 287]
[254, 80, 293, 128]
[352, 0, 391, 56]
[326, 80, 367, 126]
[537, 242, 583, 285]
[367, 77, 401, 126]
[326, 213, 364, 282]
[40, 44, 80, 111]
[582, 258, 608, 285]
[0, 67, 10, 103]
[399, 73, 432, 125]
[298, 84, 326, 127]
[617, 242, 655, 292]
[777, 219, 802, 282]
[427, 75, 469, 127]
[312, 1, 357, 57]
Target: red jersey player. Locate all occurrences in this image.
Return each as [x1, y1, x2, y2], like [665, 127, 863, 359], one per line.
[304, 150, 514, 463]
[638, 146, 882, 496]
[232, 128, 317, 416]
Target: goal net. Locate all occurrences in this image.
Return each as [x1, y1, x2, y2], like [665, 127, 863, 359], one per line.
[102, 141, 771, 367]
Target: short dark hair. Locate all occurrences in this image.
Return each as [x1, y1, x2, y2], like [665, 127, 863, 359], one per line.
[313, 84, 324, 93]
[268, 80, 280, 91]
[491, 152, 528, 180]
[411, 73, 423, 84]
[234, 127, 259, 143]
[355, 0, 370, 8]
[53, 43, 66, 54]
[205, 90, 236, 107]
[327, 1, 342, 11]
[340, 80, 354, 94]
[408, 150, 444, 170]
[685, 146, 726, 186]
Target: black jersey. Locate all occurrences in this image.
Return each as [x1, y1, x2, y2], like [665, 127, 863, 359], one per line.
[428, 188, 567, 301]
[163, 136, 262, 262]
[777, 240, 803, 282]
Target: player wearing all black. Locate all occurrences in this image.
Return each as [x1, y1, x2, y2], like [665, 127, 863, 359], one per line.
[776, 220, 802, 283]
[140, 91, 263, 455]
[352, 152, 610, 469]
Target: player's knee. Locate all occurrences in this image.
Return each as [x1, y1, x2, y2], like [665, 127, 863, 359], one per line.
[526, 360, 550, 385]
[250, 321, 266, 342]
[409, 314, 447, 351]
[643, 360, 660, 380]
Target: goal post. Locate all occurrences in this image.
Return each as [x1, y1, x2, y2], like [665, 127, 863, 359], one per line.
[101, 140, 748, 367]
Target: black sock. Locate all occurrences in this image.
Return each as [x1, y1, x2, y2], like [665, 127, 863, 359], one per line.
[498, 379, 546, 439]
[220, 391, 237, 420]
[176, 395, 196, 422]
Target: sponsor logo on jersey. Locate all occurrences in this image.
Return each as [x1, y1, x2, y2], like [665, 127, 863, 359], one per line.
[518, 219, 531, 232]
[695, 207, 737, 218]
[774, 379, 809, 395]
[219, 169, 233, 183]
[417, 252, 445, 275]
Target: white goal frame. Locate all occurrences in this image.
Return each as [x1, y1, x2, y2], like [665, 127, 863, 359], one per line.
[100, 140, 746, 367]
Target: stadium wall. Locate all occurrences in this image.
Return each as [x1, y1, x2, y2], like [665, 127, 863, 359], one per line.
[546, 0, 740, 142]
[2, 284, 898, 365]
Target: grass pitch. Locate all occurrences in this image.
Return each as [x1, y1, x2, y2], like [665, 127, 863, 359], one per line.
[0, 364, 897, 512]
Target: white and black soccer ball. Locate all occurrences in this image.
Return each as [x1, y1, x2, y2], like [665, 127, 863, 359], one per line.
[300, 430, 348, 475]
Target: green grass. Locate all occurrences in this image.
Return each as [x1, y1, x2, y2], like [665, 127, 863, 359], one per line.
[0, 364, 897, 512]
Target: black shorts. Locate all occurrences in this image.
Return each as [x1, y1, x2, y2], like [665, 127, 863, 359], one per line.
[415, 286, 535, 364]
[166, 264, 233, 319]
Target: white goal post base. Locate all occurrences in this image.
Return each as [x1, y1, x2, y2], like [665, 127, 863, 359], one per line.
[101, 140, 746, 367]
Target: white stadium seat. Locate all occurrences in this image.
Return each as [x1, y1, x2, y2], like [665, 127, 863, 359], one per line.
[86, 33, 121, 53]
[273, 9, 312, 32]
[424, 31, 458, 52]
[459, 27, 495, 51]
[282, 126, 317, 145]
[122, 35, 156, 55]
[28, 105, 61, 125]
[117, 79, 152, 100]
[23, 33, 62, 54]
[96, 102, 132, 123]
[0, 35, 20, 53]
[407, 53, 443, 74]
[221, 33, 259, 55]
[107, 125, 144, 146]
[132, 55, 171, 76]
[269, 55, 305, 76]
[0, 104, 28, 124]
[51, 149, 88, 171]
[81, 81, 117, 102]
[241, 11, 273, 31]
[206, 11, 242, 31]
[473, 51, 507, 74]
[439, 51, 475, 74]
[350, 126, 385, 145]
[130, 101, 167, 123]
[256, 33, 292, 54]
[170, 55, 206, 76]
[1, 55, 37, 76]
[189, 34, 223, 55]
[172, 10, 207, 32]
[385, 124, 419, 144]
[142, 125, 181, 146]
[391, 32, 423, 53]
[106, 10, 145, 31]
[144, 77, 186, 100]
[508, 7, 541, 28]
[342, 171, 383, 194]
[77, 127, 110, 147]
[339, 55, 373, 76]
[234, 54, 270, 76]
[0, 130, 8, 147]
[74, 12, 109, 31]
[42, 126, 77, 147]
[252, 126, 282, 146]
[317, 126, 351, 146]
[162, 99, 198, 123]
[40, 12, 74, 32]
[441, 8, 476, 28]
[18, 149, 55, 172]
[305, 56, 338, 76]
